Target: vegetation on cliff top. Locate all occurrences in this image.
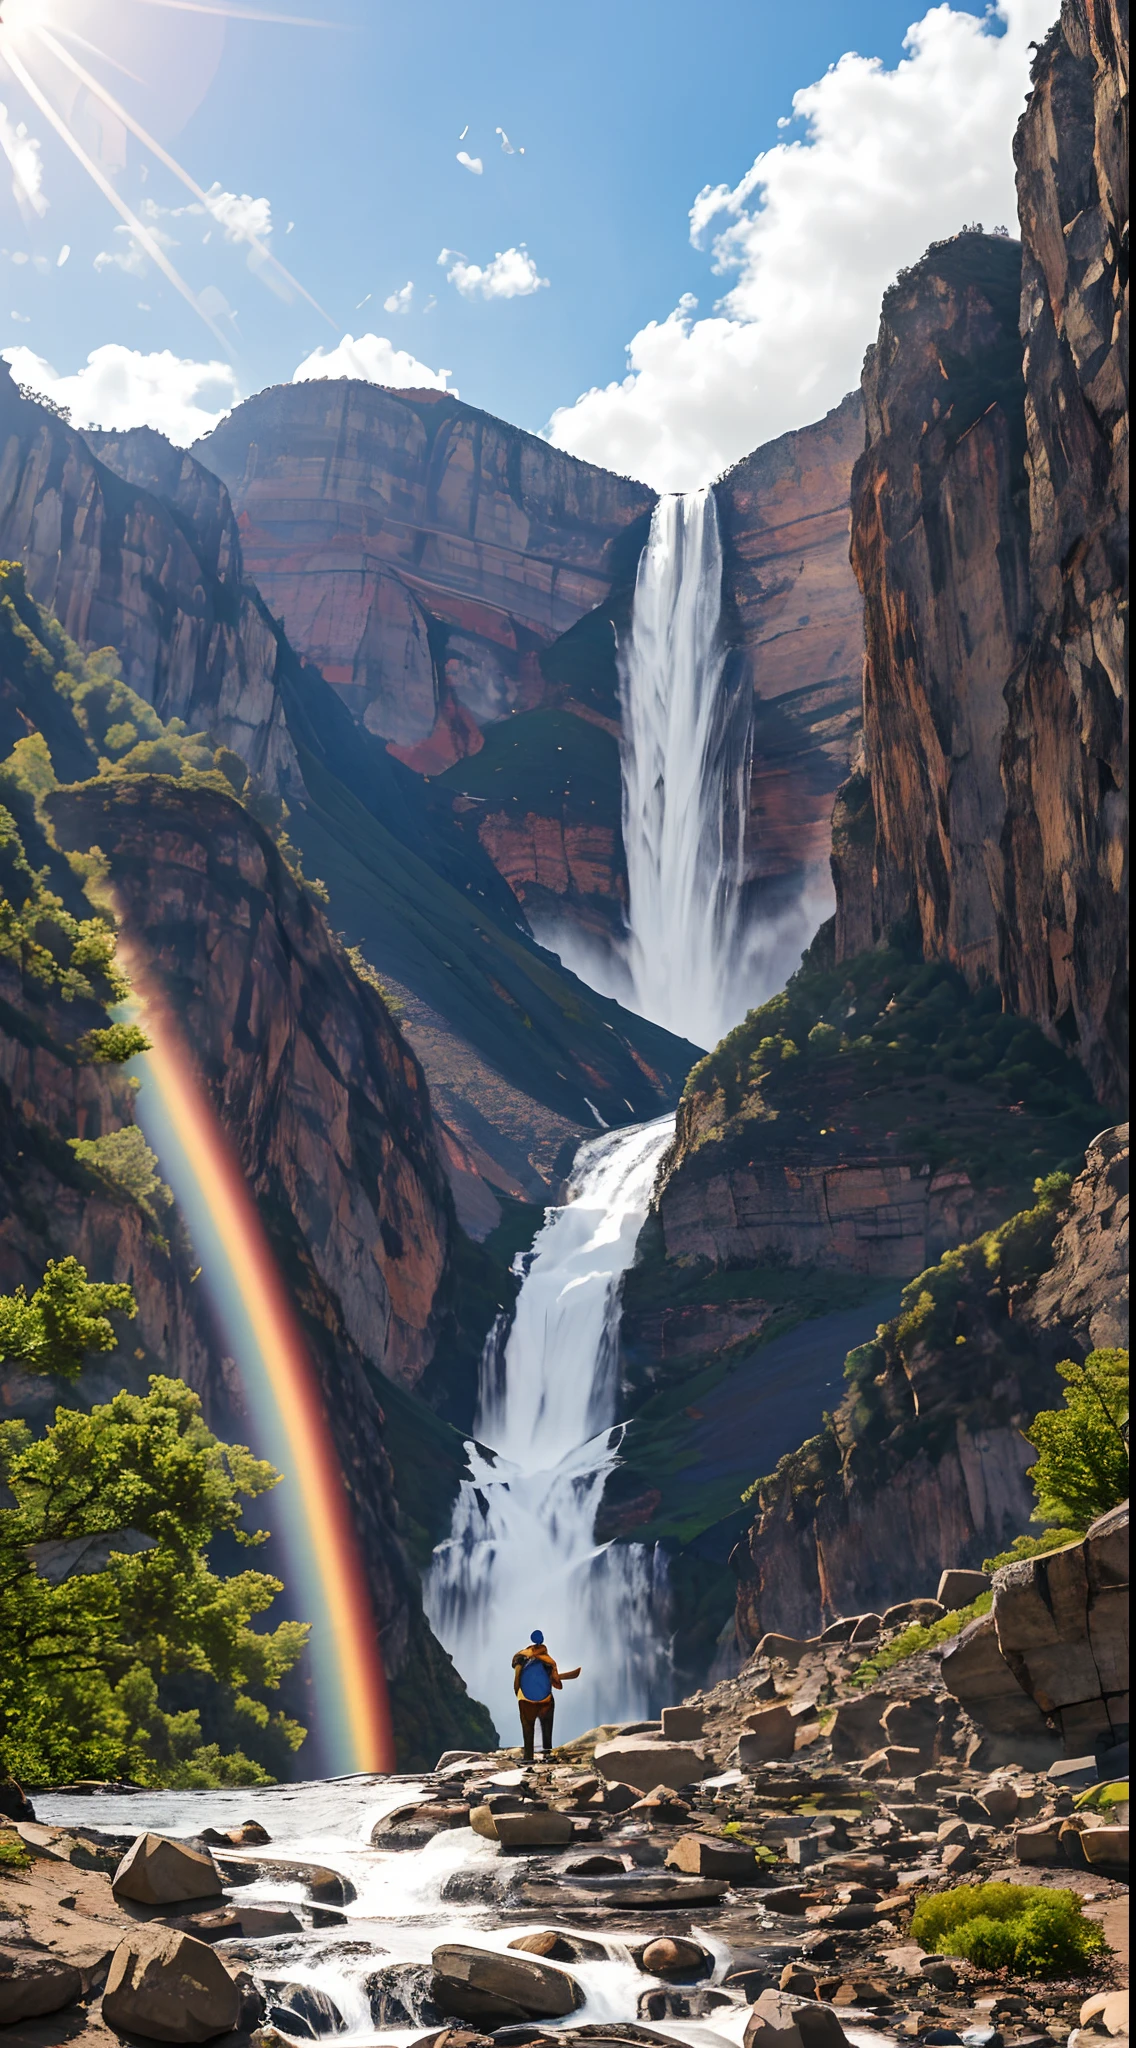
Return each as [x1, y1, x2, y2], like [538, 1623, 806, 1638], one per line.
[0, 1261, 308, 1789]
[680, 935, 1103, 1213]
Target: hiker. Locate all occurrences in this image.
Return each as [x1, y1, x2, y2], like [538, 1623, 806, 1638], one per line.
[512, 1629, 580, 1760]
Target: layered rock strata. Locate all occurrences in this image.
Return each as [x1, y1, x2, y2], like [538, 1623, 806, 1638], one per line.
[716, 392, 865, 904]
[0, 372, 298, 794]
[730, 1126, 1129, 1648]
[194, 382, 655, 763]
[833, 3, 1128, 1102]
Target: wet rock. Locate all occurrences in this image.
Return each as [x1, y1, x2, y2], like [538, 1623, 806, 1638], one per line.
[593, 1738, 706, 1792]
[0, 1949, 84, 2024]
[102, 1928, 241, 2042]
[112, 1832, 223, 1907]
[432, 1944, 584, 2024]
[937, 1570, 992, 1611]
[202, 1820, 272, 1848]
[510, 1935, 584, 1963]
[307, 1866, 356, 1904]
[665, 1832, 761, 1882]
[637, 1937, 712, 1980]
[263, 1981, 346, 2037]
[365, 1961, 440, 2028]
[638, 1987, 734, 2020]
[744, 1987, 852, 2048]
[761, 1887, 818, 1916]
[564, 1854, 625, 1875]
[496, 1812, 576, 1850]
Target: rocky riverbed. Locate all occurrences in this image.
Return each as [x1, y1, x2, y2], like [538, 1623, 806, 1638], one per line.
[1, 1585, 1128, 2048]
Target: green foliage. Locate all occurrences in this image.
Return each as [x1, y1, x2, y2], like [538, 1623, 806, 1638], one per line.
[0, 1832, 32, 1869]
[345, 943, 405, 1016]
[0, 1256, 136, 1382]
[910, 1882, 1106, 1978]
[851, 1591, 992, 1685]
[1024, 1349, 1129, 1530]
[0, 1366, 308, 1787]
[982, 1529, 1079, 1572]
[0, 799, 126, 1005]
[1075, 1779, 1128, 1815]
[75, 1022, 151, 1064]
[70, 1127, 172, 1225]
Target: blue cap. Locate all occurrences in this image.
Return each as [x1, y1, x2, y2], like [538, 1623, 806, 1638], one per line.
[530, 1629, 544, 1644]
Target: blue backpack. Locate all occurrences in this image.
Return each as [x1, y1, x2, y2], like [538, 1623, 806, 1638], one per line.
[518, 1656, 553, 1702]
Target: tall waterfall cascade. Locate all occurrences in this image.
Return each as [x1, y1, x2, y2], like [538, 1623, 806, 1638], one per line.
[425, 1118, 674, 1744]
[618, 485, 754, 1050]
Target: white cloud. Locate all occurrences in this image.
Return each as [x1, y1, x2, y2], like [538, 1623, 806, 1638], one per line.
[439, 243, 548, 300]
[456, 150, 484, 175]
[548, 0, 1054, 491]
[292, 330, 454, 391]
[202, 183, 273, 243]
[0, 104, 47, 218]
[383, 280, 414, 314]
[2, 344, 240, 445]
[94, 221, 177, 277]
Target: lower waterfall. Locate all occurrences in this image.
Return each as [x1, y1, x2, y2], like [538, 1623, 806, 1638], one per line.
[425, 1117, 674, 1745]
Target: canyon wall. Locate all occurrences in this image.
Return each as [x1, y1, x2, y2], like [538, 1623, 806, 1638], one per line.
[0, 370, 298, 795]
[833, 0, 1128, 1103]
[716, 391, 865, 911]
[731, 1124, 1129, 1648]
[194, 382, 655, 767]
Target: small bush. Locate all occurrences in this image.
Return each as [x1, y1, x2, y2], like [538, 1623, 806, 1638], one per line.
[0, 1831, 32, 1869]
[911, 1882, 1107, 1978]
[75, 1022, 151, 1064]
[851, 1591, 992, 1684]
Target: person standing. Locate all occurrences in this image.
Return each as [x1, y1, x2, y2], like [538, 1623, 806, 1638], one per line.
[511, 1629, 580, 1761]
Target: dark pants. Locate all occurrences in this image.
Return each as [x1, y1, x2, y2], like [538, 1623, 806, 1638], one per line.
[518, 1696, 554, 1759]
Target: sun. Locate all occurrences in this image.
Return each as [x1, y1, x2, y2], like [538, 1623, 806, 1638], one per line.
[0, 0, 336, 346]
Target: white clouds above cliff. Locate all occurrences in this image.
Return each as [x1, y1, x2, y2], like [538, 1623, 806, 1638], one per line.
[439, 244, 548, 300]
[548, 0, 1056, 491]
[3, 343, 239, 444]
[292, 330, 454, 389]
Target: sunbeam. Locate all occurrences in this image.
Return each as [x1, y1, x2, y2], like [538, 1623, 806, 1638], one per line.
[129, 0, 336, 23]
[0, 37, 231, 348]
[31, 18, 337, 328]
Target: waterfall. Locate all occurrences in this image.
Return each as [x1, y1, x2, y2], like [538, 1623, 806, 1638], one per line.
[617, 485, 753, 1050]
[425, 1118, 674, 1745]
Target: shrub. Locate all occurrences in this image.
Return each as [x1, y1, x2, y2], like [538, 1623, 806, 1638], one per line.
[911, 1882, 1107, 1978]
[1025, 1348, 1129, 1530]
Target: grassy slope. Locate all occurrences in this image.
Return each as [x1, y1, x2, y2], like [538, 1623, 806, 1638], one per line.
[437, 706, 622, 829]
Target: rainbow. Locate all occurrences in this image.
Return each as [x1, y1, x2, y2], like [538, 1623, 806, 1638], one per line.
[121, 947, 395, 1775]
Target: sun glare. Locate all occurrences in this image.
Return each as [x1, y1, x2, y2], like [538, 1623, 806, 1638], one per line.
[0, 0, 336, 344]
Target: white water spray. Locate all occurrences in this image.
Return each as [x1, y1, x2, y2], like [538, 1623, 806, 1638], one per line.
[617, 486, 753, 1049]
[425, 1118, 674, 1744]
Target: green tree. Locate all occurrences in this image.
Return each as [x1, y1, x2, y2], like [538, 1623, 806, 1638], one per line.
[0, 1261, 308, 1786]
[1026, 1347, 1129, 1531]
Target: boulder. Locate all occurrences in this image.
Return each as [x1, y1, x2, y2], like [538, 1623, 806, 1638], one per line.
[0, 1779, 34, 1822]
[593, 1737, 706, 1792]
[1079, 1825, 1129, 1868]
[1014, 1817, 1064, 1864]
[744, 1987, 852, 2048]
[0, 1950, 83, 2024]
[660, 1706, 704, 1740]
[665, 1833, 761, 1883]
[850, 1615, 882, 1643]
[754, 1634, 816, 1662]
[102, 1929, 241, 2043]
[431, 1944, 583, 2024]
[818, 1618, 859, 1642]
[860, 1746, 921, 1780]
[1080, 1991, 1128, 2036]
[507, 1932, 597, 1963]
[738, 1704, 797, 1765]
[881, 1600, 946, 1630]
[940, 1613, 1052, 1736]
[630, 1787, 690, 1822]
[880, 1696, 941, 1754]
[937, 1568, 992, 1611]
[941, 1842, 974, 1874]
[976, 1779, 1019, 1824]
[638, 1936, 712, 1979]
[830, 1693, 888, 1761]
[494, 1811, 575, 1849]
[112, 1833, 223, 1907]
[263, 1980, 344, 2037]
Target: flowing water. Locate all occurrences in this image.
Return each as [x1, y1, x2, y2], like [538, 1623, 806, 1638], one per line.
[425, 1118, 675, 1746]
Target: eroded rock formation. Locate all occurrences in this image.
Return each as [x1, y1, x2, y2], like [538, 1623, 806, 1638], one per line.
[0, 373, 299, 794]
[832, 3, 1128, 1102]
[730, 1125, 1129, 1649]
[194, 382, 655, 764]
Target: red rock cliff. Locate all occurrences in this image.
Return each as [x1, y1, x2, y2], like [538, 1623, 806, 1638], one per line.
[0, 373, 299, 795]
[194, 382, 655, 762]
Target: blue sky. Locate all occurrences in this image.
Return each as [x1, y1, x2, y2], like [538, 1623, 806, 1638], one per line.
[0, 0, 1053, 481]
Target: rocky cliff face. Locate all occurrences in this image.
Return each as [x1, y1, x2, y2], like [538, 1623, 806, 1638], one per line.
[0, 372, 299, 795]
[835, 233, 1032, 973]
[194, 382, 655, 764]
[730, 1125, 1129, 1649]
[833, 4, 1128, 1102]
[716, 392, 865, 910]
[1000, 0, 1129, 1103]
